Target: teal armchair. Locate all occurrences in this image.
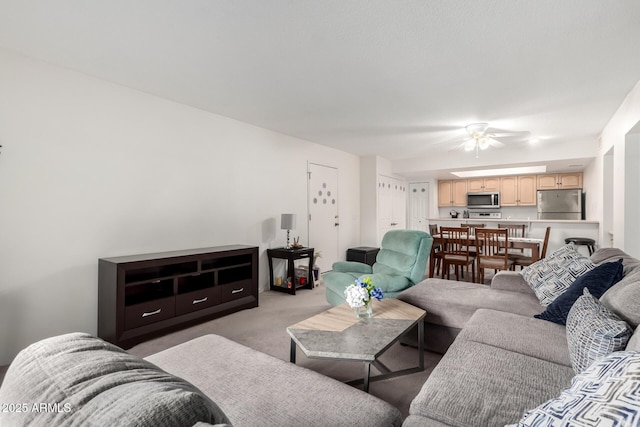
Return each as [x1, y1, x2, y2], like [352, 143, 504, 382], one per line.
[324, 229, 433, 306]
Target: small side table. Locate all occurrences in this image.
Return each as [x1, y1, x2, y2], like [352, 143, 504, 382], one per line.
[267, 247, 314, 295]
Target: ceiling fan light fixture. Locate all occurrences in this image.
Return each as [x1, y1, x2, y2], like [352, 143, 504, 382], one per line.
[478, 137, 490, 150]
[464, 140, 476, 151]
[465, 122, 489, 138]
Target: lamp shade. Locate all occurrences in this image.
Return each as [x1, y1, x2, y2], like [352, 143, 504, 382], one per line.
[281, 213, 296, 230]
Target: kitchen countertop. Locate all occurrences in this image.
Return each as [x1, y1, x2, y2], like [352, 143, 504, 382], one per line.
[430, 217, 599, 225]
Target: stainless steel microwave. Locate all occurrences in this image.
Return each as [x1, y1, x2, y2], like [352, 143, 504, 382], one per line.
[467, 192, 500, 209]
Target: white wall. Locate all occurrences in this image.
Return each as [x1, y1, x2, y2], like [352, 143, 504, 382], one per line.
[0, 49, 361, 364]
[595, 79, 640, 255]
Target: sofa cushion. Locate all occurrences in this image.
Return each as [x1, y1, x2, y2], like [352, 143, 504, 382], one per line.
[600, 267, 640, 328]
[146, 334, 403, 427]
[521, 244, 595, 306]
[0, 333, 230, 427]
[590, 247, 640, 276]
[397, 278, 543, 329]
[516, 351, 640, 427]
[535, 259, 623, 325]
[406, 338, 574, 427]
[627, 327, 640, 351]
[458, 309, 572, 366]
[566, 289, 632, 373]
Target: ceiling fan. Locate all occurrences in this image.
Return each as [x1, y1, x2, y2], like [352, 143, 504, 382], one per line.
[461, 123, 530, 158]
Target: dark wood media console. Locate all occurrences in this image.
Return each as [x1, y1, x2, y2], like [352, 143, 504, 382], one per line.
[98, 245, 259, 348]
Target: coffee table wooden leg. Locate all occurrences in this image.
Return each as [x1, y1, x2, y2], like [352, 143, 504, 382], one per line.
[290, 339, 296, 363]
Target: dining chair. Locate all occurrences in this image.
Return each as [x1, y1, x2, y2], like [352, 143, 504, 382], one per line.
[498, 223, 526, 238]
[428, 224, 443, 277]
[511, 226, 551, 270]
[461, 223, 485, 256]
[475, 228, 514, 284]
[498, 223, 526, 254]
[461, 223, 485, 236]
[440, 227, 476, 282]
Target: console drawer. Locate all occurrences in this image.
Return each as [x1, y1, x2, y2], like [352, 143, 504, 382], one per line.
[125, 297, 175, 330]
[176, 287, 219, 316]
[220, 280, 253, 303]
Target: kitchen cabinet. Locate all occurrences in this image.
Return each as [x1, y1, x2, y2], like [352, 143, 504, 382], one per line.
[500, 175, 537, 206]
[467, 177, 500, 192]
[537, 173, 583, 190]
[438, 180, 467, 207]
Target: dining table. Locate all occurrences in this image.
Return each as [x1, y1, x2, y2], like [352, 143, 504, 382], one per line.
[428, 233, 544, 279]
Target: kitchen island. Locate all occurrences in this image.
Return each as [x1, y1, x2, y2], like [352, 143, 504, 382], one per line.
[428, 218, 599, 257]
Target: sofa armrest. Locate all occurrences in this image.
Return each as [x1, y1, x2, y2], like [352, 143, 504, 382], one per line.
[490, 271, 535, 295]
[332, 261, 373, 274]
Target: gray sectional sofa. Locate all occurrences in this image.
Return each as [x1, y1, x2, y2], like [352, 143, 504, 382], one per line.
[397, 247, 640, 426]
[0, 333, 402, 427]
[2, 246, 639, 427]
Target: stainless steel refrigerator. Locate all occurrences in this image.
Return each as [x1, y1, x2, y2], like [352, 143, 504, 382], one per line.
[537, 189, 583, 220]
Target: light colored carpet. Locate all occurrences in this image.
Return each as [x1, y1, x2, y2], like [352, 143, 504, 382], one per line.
[128, 281, 442, 418]
[0, 281, 443, 419]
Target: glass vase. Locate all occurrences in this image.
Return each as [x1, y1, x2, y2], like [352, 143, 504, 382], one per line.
[354, 303, 373, 318]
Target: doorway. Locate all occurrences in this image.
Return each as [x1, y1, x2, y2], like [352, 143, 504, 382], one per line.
[308, 163, 339, 273]
[408, 182, 430, 232]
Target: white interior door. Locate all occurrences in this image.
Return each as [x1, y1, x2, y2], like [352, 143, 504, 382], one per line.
[378, 175, 407, 244]
[392, 179, 407, 229]
[409, 182, 429, 232]
[308, 163, 339, 273]
[377, 175, 393, 244]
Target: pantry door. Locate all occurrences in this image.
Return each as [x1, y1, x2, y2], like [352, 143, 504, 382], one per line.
[308, 163, 339, 273]
[409, 182, 429, 232]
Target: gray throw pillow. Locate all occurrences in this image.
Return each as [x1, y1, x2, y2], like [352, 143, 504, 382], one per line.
[521, 244, 595, 306]
[600, 268, 640, 328]
[627, 327, 640, 352]
[0, 333, 231, 427]
[566, 289, 632, 373]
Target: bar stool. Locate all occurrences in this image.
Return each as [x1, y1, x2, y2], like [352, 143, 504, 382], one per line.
[564, 237, 596, 255]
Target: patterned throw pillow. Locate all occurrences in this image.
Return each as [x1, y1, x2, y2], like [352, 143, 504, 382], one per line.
[521, 244, 595, 306]
[535, 259, 624, 325]
[516, 351, 640, 427]
[566, 288, 632, 373]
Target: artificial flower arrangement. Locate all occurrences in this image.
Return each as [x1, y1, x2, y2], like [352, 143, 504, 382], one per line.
[344, 276, 384, 309]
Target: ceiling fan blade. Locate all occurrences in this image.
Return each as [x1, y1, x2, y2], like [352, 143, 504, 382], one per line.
[487, 138, 505, 148]
[490, 134, 531, 144]
[429, 136, 469, 145]
[486, 127, 531, 137]
[447, 142, 468, 152]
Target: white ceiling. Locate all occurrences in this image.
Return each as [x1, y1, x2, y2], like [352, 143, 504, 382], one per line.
[1, 1, 640, 171]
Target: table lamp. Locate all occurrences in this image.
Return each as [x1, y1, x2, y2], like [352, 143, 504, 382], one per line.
[281, 213, 296, 249]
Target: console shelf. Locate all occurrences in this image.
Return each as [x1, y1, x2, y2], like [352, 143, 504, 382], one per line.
[98, 245, 259, 348]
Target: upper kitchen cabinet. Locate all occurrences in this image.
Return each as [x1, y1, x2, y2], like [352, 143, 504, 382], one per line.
[500, 175, 537, 206]
[438, 179, 467, 207]
[467, 177, 500, 192]
[537, 173, 583, 190]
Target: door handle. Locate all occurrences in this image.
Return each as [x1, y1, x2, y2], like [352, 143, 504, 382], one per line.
[335, 223, 340, 226]
[391, 222, 398, 226]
